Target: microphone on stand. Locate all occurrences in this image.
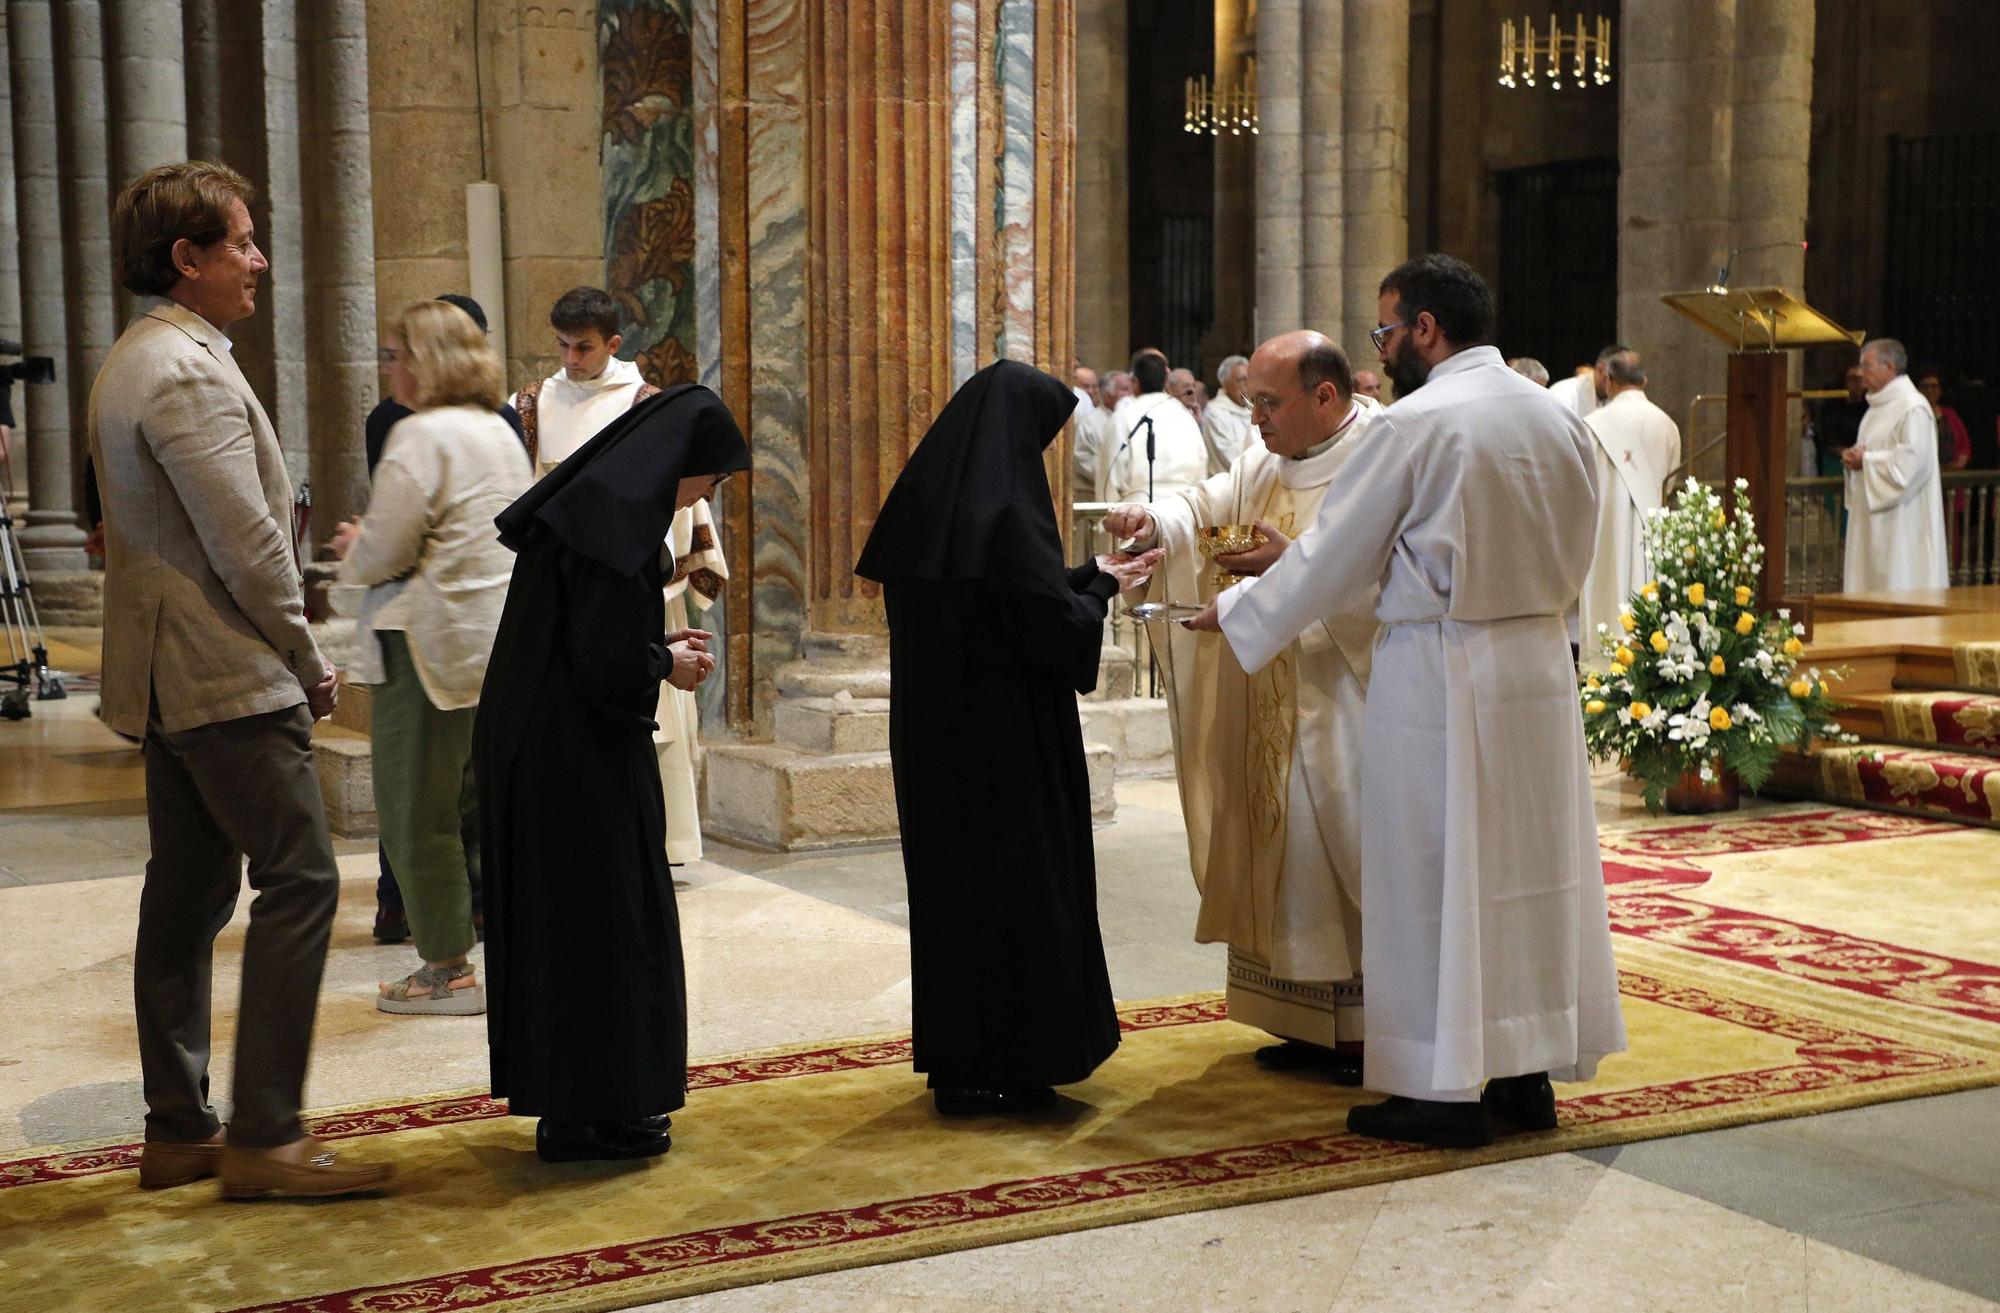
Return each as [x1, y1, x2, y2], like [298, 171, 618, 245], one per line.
[1136, 414, 1158, 504]
[1712, 240, 1808, 292]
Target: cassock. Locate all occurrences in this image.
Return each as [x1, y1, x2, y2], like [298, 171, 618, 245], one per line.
[856, 360, 1121, 1091]
[1200, 389, 1258, 475]
[1548, 371, 1599, 419]
[1141, 397, 1381, 1048]
[1104, 392, 1209, 505]
[1845, 374, 1949, 592]
[658, 498, 728, 864]
[477, 384, 750, 1123]
[511, 357, 652, 476]
[1577, 389, 1681, 659]
[1216, 345, 1627, 1102]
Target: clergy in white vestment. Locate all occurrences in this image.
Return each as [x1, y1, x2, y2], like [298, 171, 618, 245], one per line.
[1071, 367, 1113, 498]
[1104, 353, 1209, 504]
[1200, 354, 1258, 474]
[508, 287, 658, 477]
[1547, 345, 1618, 419]
[1187, 255, 1627, 1149]
[1577, 349, 1682, 660]
[1108, 332, 1380, 1084]
[656, 497, 728, 863]
[1842, 338, 1949, 592]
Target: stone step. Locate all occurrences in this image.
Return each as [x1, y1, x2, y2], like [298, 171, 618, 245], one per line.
[773, 691, 889, 753]
[310, 721, 376, 838]
[1078, 697, 1175, 778]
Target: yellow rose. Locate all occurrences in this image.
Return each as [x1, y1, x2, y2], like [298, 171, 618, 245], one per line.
[1734, 585, 1752, 606]
[1789, 679, 1811, 698]
[1642, 581, 1659, 599]
[1709, 655, 1726, 675]
[1683, 546, 1697, 562]
[1686, 583, 1706, 606]
[1585, 675, 1601, 689]
[1735, 613, 1757, 636]
[1709, 707, 1733, 731]
[1629, 700, 1652, 719]
[1649, 631, 1670, 653]
[1614, 647, 1636, 667]
[1619, 613, 1637, 633]
[1710, 511, 1726, 530]
[1585, 699, 1606, 716]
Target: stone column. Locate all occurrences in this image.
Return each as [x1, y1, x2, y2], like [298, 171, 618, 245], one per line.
[1073, 0, 1128, 370]
[56, 0, 118, 499]
[1253, 0, 1303, 339]
[1339, 0, 1408, 357]
[1298, 0, 1342, 334]
[0, 13, 25, 515]
[105, 0, 187, 180]
[181, 0, 222, 158]
[299, 0, 376, 538]
[704, 0, 1110, 850]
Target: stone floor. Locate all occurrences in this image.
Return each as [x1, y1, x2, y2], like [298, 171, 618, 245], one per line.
[2, 693, 1997, 1311]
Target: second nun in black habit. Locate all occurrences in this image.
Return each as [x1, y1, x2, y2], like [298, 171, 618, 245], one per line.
[476, 384, 749, 1163]
[856, 360, 1163, 1116]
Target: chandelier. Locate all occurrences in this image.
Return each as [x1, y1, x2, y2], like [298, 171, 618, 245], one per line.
[1183, 64, 1258, 136]
[1498, 12, 1612, 90]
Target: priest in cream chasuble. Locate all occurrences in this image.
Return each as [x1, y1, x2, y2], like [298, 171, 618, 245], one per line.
[1109, 332, 1380, 1078]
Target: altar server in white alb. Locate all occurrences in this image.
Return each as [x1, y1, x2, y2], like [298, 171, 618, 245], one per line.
[1186, 255, 1627, 1149]
[1842, 338, 1948, 592]
[1104, 351, 1208, 505]
[1577, 348, 1682, 657]
[1108, 332, 1380, 1084]
[509, 287, 659, 477]
[657, 496, 728, 864]
[1200, 354, 1257, 475]
[1548, 346, 1616, 419]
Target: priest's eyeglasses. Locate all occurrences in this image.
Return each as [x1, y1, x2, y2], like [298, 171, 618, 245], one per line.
[1368, 320, 1409, 352]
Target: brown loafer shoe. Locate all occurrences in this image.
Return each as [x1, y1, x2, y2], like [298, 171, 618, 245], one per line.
[138, 1129, 225, 1190]
[219, 1135, 393, 1200]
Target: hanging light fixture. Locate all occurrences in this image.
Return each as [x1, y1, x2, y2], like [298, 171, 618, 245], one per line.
[1498, 11, 1612, 90]
[1183, 57, 1259, 136]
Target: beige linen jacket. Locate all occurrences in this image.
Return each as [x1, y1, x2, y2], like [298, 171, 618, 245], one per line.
[338, 405, 531, 711]
[86, 297, 324, 736]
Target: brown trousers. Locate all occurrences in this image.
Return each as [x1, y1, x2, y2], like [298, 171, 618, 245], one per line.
[136, 703, 339, 1148]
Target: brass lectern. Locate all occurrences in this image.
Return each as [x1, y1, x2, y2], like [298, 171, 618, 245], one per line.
[1661, 286, 1864, 605]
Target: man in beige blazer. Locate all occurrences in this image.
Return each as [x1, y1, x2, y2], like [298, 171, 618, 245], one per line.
[90, 160, 389, 1199]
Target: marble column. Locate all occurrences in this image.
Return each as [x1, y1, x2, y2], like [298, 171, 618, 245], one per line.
[299, 0, 377, 537]
[1253, 0, 1303, 339]
[704, 0, 1105, 849]
[1339, 0, 1408, 357]
[1298, 0, 1343, 334]
[1073, 0, 1128, 370]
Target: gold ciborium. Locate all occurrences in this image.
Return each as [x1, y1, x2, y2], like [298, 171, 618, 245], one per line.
[1195, 523, 1266, 589]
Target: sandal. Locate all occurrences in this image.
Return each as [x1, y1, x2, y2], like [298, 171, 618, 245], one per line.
[377, 961, 485, 1016]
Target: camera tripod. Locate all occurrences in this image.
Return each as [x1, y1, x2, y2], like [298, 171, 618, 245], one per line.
[0, 454, 65, 720]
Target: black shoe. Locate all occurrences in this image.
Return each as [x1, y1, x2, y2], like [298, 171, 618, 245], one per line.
[932, 1084, 1058, 1117]
[534, 1119, 671, 1163]
[1482, 1072, 1558, 1132]
[1253, 1040, 1364, 1087]
[1346, 1096, 1494, 1149]
[372, 906, 409, 945]
[627, 1113, 673, 1135]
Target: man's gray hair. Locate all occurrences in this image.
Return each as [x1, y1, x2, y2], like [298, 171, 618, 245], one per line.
[1508, 357, 1550, 385]
[1216, 354, 1249, 387]
[1605, 349, 1647, 387]
[1861, 338, 1908, 374]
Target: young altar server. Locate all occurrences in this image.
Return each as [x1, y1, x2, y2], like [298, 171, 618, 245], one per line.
[509, 286, 660, 476]
[857, 360, 1161, 1117]
[1186, 255, 1628, 1149]
[1842, 338, 1949, 592]
[477, 385, 746, 1163]
[1577, 348, 1682, 657]
[1106, 331, 1380, 1083]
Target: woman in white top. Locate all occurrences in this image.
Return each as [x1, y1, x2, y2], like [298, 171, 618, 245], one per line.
[329, 300, 532, 1016]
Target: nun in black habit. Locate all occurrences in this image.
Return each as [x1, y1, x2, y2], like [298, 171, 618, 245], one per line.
[856, 360, 1163, 1116]
[476, 383, 749, 1163]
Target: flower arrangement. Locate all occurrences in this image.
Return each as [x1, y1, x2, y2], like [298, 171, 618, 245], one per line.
[1578, 478, 1853, 812]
